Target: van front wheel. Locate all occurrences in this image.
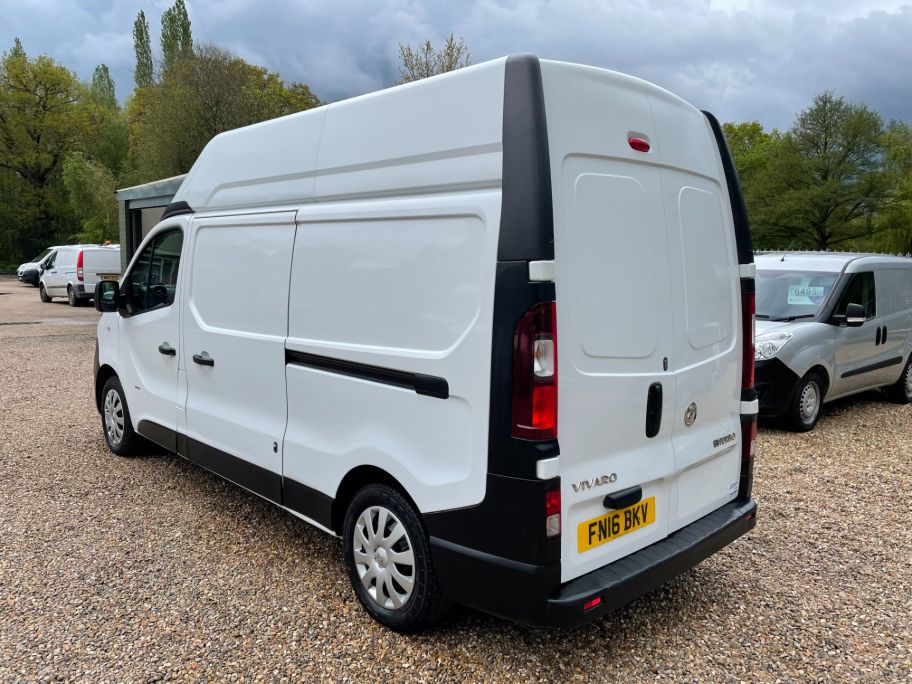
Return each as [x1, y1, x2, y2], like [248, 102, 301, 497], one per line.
[786, 372, 823, 432]
[101, 376, 141, 456]
[343, 484, 447, 632]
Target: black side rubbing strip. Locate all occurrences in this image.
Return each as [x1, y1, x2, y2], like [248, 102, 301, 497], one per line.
[160, 200, 193, 221]
[285, 350, 449, 399]
[841, 356, 903, 379]
[702, 111, 753, 265]
[499, 55, 554, 261]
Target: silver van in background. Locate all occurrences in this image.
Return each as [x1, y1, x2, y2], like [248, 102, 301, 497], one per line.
[754, 252, 912, 430]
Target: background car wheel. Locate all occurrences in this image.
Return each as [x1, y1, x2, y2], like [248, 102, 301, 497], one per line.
[67, 286, 78, 307]
[39, 284, 51, 302]
[101, 376, 141, 456]
[343, 484, 447, 632]
[886, 357, 912, 404]
[786, 372, 824, 432]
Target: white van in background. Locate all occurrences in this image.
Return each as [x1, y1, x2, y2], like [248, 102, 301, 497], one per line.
[93, 56, 758, 631]
[40, 245, 120, 306]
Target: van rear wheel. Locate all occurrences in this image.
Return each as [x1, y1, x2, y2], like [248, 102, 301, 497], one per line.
[67, 286, 78, 307]
[786, 372, 823, 432]
[342, 484, 447, 632]
[885, 357, 912, 404]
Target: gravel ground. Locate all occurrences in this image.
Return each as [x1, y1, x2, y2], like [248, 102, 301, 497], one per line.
[1, 274, 910, 682]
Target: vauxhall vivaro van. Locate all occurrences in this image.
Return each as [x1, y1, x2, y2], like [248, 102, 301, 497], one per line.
[93, 56, 758, 631]
[755, 252, 912, 431]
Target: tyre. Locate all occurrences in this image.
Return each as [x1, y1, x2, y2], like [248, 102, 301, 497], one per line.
[100, 376, 141, 456]
[343, 484, 447, 632]
[67, 286, 78, 307]
[39, 283, 51, 302]
[786, 372, 824, 432]
[886, 356, 912, 404]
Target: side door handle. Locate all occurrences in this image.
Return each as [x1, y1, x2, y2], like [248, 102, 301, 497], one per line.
[193, 352, 214, 367]
[158, 342, 176, 356]
[645, 382, 663, 438]
[882, 326, 888, 343]
[876, 326, 882, 346]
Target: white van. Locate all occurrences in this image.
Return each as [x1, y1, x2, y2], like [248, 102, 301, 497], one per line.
[93, 56, 758, 630]
[40, 244, 120, 306]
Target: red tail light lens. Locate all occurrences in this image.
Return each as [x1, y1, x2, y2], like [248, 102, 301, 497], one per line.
[76, 250, 84, 281]
[741, 290, 755, 388]
[545, 487, 561, 538]
[512, 301, 557, 440]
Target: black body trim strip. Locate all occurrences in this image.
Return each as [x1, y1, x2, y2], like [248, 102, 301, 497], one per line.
[285, 349, 449, 399]
[499, 55, 554, 261]
[703, 111, 753, 265]
[160, 200, 193, 221]
[137, 420, 178, 453]
[283, 477, 334, 530]
[186, 436, 282, 502]
[840, 356, 903, 379]
[130, 422, 335, 528]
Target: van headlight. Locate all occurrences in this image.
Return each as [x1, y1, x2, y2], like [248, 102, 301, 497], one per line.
[755, 331, 793, 360]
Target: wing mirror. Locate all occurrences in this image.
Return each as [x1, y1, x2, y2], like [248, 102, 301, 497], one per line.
[845, 303, 866, 327]
[94, 280, 120, 313]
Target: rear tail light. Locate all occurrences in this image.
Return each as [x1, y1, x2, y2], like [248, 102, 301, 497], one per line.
[741, 289, 755, 389]
[512, 301, 557, 440]
[545, 487, 561, 539]
[76, 250, 84, 282]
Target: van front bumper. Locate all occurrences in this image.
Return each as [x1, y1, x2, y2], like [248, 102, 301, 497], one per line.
[17, 269, 38, 285]
[756, 358, 800, 416]
[430, 498, 757, 627]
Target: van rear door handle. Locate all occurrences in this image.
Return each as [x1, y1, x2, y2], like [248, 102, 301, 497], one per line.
[193, 352, 214, 366]
[158, 343, 176, 356]
[645, 382, 662, 438]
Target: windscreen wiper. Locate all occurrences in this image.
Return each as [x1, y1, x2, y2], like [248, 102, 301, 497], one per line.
[776, 314, 817, 322]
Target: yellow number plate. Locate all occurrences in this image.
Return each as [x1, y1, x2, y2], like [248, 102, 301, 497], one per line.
[577, 496, 656, 553]
[100, 274, 119, 281]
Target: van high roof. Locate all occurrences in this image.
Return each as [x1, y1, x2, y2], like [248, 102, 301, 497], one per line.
[756, 251, 912, 273]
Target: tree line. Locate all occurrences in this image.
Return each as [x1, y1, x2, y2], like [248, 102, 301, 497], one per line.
[1, 5, 908, 271]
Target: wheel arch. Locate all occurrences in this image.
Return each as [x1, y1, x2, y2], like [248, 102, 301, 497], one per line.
[95, 364, 118, 413]
[332, 465, 418, 536]
[806, 364, 831, 400]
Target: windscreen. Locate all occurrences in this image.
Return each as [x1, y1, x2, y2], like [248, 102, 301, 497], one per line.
[30, 248, 52, 262]
[756, 270, 838, 321]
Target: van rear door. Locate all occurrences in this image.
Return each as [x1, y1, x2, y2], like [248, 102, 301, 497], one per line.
[541, 62, 742, 583]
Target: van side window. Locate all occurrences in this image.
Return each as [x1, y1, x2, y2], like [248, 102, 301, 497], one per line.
[44, 252, 57, 270]
[835, 272, 876, 320]
[125, 229, 184, 315]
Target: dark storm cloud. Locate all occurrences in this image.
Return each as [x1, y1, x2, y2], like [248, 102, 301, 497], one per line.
[2, 0, 910, 128]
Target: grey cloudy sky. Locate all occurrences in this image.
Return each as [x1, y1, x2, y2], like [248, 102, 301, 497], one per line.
[3, 0, 910, 129]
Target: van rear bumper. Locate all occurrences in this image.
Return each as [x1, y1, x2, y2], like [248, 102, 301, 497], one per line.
[430, 499, 756, 627]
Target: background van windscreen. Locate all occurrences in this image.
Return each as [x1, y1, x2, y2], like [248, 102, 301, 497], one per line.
[756, 271, 838, 320]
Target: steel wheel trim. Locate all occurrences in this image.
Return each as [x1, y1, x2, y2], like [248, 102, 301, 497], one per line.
[103, 389, 125, 445]
[799, 381, 820, 424]
[353, 505, 416, 610]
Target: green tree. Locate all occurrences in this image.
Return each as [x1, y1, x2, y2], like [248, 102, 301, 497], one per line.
[127, 42, 320, 182]
[133, 10, 154, 88]
[161, 0, 193, 73]
[397, 34, 470, 84]
[62, 152, 118, 242]
[0, 40, 92, 259]
[90, 64, 117, 110]
[734, 93, 905, 250]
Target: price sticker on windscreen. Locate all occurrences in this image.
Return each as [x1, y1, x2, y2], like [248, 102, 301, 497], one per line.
[787, 286, 824, 304]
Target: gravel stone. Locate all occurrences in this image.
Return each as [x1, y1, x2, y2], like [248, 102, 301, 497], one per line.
[1, 275, 910, 682]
